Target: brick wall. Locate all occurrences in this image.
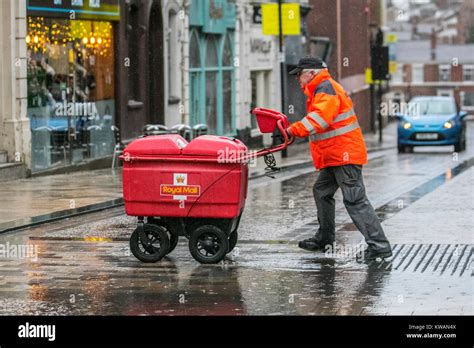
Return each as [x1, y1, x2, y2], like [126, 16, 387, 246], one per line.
[424, 64, 439, 82]
[351, 88, 371, 132]
[306, 0, 374, 80]
[306, 0, 379, 132]
[403, 64, 412, 83]
[451, 65, 463, 81]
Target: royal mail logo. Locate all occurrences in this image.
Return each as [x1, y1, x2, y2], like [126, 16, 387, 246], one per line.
[161, 173, 200, 200]
[160, 184, 200, 196]
[174, 173, 187, 186]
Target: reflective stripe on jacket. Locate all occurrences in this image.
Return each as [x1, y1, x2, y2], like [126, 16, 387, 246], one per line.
[288, 69, 368, 169]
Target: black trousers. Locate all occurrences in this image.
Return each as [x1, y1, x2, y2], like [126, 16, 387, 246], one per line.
[313, 164, 391, 252]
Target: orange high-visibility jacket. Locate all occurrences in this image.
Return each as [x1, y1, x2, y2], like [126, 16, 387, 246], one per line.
[288, 69, 368, 169]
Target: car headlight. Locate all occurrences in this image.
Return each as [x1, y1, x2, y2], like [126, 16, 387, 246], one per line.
[443, 120, 455, 129]
[403, 122, 412, 130]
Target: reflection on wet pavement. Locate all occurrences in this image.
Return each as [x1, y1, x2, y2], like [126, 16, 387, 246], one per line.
[1, 125, 473, 316]
[0, 237, 471, 315]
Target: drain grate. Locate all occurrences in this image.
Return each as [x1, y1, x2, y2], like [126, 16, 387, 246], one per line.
[383, 243, 472, 276]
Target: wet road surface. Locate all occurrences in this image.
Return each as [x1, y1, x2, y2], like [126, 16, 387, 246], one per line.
[0, 122, 473, 315]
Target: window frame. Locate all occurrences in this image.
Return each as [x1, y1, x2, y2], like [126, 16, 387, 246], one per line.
[463, 65, 474, 82]
[438, 64, 451, 82]
[189, 28, 236, 135]
[460, 91, 474, 110]
[411, 63, 424, 83]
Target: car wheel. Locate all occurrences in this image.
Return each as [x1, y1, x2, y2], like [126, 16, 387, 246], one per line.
[455, 127, 467, 152]
[454, 140, 465, 153]
[397, 144, 405, 153]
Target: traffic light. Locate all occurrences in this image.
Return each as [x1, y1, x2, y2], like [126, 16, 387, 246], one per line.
[371, 46, 389, 81]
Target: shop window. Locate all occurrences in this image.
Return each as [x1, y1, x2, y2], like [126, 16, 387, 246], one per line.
[26, 17, 115, 171]
[189, 30, 201, 68]
[189, 28, 235, 135]
[222, 33, 234, 134]
[189, 30, 202, 127]
[205, 36, 219, 134]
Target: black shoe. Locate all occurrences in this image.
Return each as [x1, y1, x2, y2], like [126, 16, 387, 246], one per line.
[298, 237, 333, 252]
[358, 247, 393, 262]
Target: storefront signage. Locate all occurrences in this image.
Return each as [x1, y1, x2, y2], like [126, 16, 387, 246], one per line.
[250, 38, 272, 54]
[27, 0, 120, 21]
[253, 5, 262, 24]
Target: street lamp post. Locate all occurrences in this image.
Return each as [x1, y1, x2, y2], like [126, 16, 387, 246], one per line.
[278, 0, 287, 158]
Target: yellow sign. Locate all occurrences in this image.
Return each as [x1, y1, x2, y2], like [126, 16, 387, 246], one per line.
[365, 68, 373, 84]
[389, 61, 398, 74]
[262, 3, 301, 36]
[386, 33, 398, 43]
[281, 4, 301, 35]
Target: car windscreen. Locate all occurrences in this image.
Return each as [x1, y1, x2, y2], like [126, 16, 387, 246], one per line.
[409, 99, 457, 116]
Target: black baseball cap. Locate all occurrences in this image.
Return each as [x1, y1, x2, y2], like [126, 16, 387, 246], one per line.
[289, 56, 327, 75]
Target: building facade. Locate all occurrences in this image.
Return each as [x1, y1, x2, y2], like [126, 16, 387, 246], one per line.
[0, 0, 188, 176]
[234, 1, 283, 146]
[305, 0, 386, 132]
[387, 39, 474, 114]
[0, 0, 307, 178]
[116, 0, 187, 142]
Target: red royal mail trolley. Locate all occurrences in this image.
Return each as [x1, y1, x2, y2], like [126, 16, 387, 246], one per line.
[120, 108, 294, 264]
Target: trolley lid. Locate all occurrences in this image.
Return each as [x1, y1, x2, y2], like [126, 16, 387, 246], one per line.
[182, 135, 247, 158]
[123, 134, 188, 156]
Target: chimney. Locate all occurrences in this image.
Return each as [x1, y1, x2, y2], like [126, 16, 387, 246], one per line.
[430, 28, 437, 61]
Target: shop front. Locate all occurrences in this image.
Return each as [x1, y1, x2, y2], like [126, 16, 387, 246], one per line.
[189, 0, 236, 136]
[26, 0, 119, 172]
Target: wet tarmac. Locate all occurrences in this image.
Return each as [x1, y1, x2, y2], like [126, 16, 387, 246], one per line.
[0, 237, 470, 315]
[0, 122, 473, 315]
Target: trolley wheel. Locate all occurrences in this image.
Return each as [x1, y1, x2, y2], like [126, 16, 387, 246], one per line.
[130, 224, 170, 263]
[228, 230, 238, 253]
[189, 225, 229, 264]
[147, 220, 179, 255]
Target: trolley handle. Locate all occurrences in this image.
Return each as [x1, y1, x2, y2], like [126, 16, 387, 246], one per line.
[237, 118, 295, 162]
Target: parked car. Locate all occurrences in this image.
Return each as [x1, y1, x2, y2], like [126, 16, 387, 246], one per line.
[396, 96, 468, 153]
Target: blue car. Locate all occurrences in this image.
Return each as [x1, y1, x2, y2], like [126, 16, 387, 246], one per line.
[396, 96, 468, 153]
